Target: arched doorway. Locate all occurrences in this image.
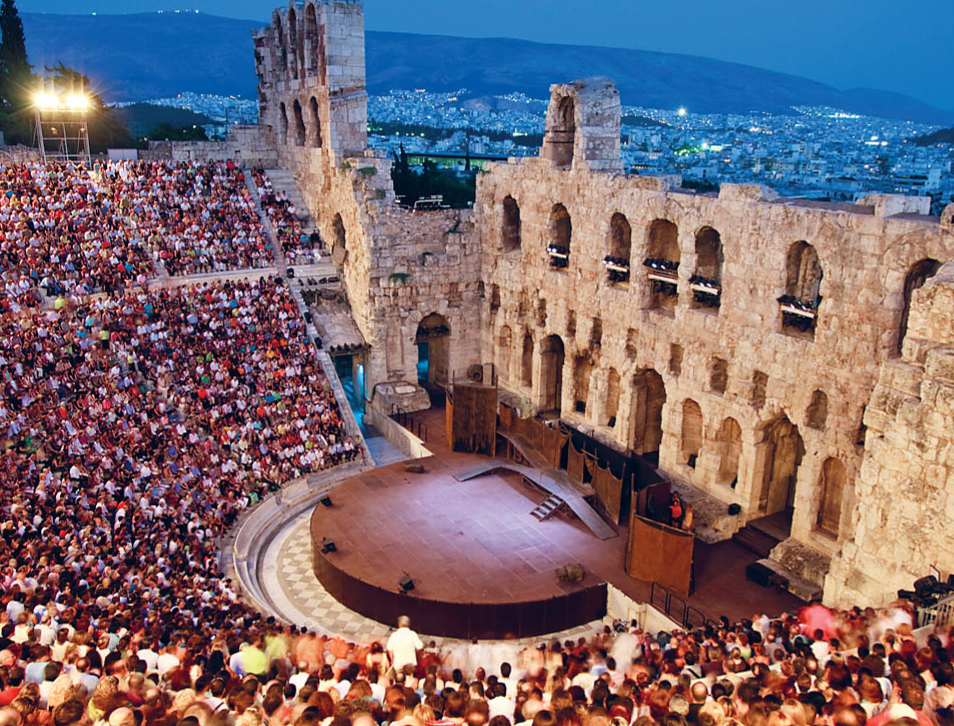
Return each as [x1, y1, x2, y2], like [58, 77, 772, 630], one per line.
[646, 219, 680, 312]
[715, 417, 742, 487]
[605, 368, 621, 428]
[898, 258, 940, 356]
[782, 241, 823, 335]
[573, 356, 591, 414]
[692, 226, 723, 309]
[546, 204, 571, 268]
[816, 457, 846, 536]
[631, 369, 666, 463]
[287, 7, 299, 78]
[501, 196, 521, 252]
[304, 4, 318, 74]
[415, 313, 450, 386]
[757, 416, 804, 524]
[540, 335, 565, 414]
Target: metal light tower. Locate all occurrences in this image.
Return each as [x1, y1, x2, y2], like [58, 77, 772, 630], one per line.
[33, 92, 92, 166]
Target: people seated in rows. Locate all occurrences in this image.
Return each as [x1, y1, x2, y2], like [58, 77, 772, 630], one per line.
[251, 168, 321, 266]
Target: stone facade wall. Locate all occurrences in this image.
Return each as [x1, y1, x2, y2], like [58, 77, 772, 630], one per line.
[476, 146, 954, 561]
[826, 263, 954, 605]
[145, 126, 277, 167]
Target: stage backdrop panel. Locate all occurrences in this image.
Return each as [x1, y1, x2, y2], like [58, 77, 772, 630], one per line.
[626, 515, 694, 596]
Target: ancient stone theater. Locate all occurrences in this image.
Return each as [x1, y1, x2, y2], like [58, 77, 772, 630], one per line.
[203, 0, 954, 615]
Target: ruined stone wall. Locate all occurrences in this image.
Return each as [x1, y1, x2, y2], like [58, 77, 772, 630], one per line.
[255, 1, 483, 397]
[826, 262, 954, 605]
[476, 154, 954, 560]
[144, 126, 277, 167]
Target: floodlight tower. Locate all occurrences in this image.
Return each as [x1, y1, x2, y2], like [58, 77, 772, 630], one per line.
[33, 92, 92, 166]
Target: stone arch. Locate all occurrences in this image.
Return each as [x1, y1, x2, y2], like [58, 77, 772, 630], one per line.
[898, 258, 941, 356]
[605, 368, 621, 428]
[521, 332, 534, 388]
[287, 6, 299, 78]
[785, 240, 823, 305]
[631, 369, 666, 460]
[304, 3, 319, 75]
[806, 389, 828, 430]
[332, 213, 346, 253]
[273, 10, 285, 67]
[608, 212, 632, 261]
[292, 99, 306, 146]
[309, 96, 322, 148]
[540, 335, 566, 414]
[816, 457, 846, 536]
[497, 325, 512, 383]
[715, 417, 742, 487]
[279, 102, 288, 145]
[692, 226, 723, 309]
[646, 219, 680, 312]
[501, 195, 521, 252]
[415, 313, 451, 385]
[551, 95, 576, 167]
[681, 399, 703, 468]
[572, 355, 591, 414]
[547, 204, 571, 259]
[756, 415, 804, 520]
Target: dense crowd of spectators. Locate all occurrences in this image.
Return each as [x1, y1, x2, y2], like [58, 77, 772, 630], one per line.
[0, 162, 154, 308]
[251, 169, 321, 266]
[106, 160, 273, 276]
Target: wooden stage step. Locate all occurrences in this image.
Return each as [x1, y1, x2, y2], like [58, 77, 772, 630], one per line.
[530, 494, 565, 521]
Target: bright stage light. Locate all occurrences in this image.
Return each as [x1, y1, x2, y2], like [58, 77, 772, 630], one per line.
[66, 94, 90, 110]
[34, 92, 59, 111]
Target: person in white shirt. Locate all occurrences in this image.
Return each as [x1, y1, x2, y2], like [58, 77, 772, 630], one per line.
[386, 615, 423, 674]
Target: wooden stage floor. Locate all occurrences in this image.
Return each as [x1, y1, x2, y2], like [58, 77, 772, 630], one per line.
[310, 407, 804, 625]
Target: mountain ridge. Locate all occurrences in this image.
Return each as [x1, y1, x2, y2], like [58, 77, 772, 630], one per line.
[20, 12, 954, 125]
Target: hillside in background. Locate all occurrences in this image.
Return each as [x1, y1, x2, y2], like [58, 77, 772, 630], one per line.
[20, 12, 954, 124]
[911, 127, 954, 146]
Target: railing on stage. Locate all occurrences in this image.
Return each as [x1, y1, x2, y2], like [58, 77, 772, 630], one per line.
[650, 582, 717, 630]
[390, 404, 429, 442]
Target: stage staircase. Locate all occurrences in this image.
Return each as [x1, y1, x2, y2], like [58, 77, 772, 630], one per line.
[732, 523, 782, 558]
[530, 494, 565, 522]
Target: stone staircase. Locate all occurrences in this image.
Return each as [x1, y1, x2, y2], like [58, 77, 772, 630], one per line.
[530, 494, 565, 522]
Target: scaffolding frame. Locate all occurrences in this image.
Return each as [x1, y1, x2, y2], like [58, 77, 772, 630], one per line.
[34, 105, 91, 166]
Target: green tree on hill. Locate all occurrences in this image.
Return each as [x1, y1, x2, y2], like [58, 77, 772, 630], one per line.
[0, 0, 29, 106]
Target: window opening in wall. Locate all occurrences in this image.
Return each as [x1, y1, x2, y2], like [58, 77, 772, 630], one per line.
[681, 399, 703, 468]
[521, 333, 534, 388]
[604, 213, 632, 283]
[631, 369, 666, 465]
[549, 95, 576, 168]
[573, 356, 591, 414]
[606, 368, 620, 428]
[279, 102, 288, 145]
[669, 344, 683, 377]
[691, 226, 723, 310]
[546, 204, 571, 268]
[779, 241, 823, 336]
[541, 335, 566, 414]
[898, 258, 941, 356]
[815, 457, 846, 537]
[709, 357, 728, 395]
[293, 99, 306, 146]
[309, 96, 322, 147]
[806, 389, 828, 430]
[502, 196, 521, 252]
[644, 219, 680, 312]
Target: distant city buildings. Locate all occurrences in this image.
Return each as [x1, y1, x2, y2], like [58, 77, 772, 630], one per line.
[121, 89, 954, 211]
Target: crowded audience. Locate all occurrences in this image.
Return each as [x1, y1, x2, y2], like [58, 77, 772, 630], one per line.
[103, 160, 274, 275]
[251, 168, 321, 266]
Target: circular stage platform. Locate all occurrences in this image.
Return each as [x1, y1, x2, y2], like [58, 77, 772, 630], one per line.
[310, 454, 613, 639]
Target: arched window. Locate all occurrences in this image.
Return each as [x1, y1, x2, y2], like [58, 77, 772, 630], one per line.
[681, 399, 703, 469]
[287, 8, 299, 78]
[304, 4, 318, 75]
[898, 258, 940, 356]
[816, 457, 846, 536]
[606, 213, 631, 283]
[293, 99, 306, 146]
[497, 326, 512, 383]
[781, 241, 822, 335]
[521, 333, 534, 388]
[806, 389, 828, 430]
[309, 96, 322, 148]
[501, 196, 521, 252]
[645, 219, 679, 312]
[549, 95, 575, 167]
[691, 226, 723, 309]
[546, 204, 571, 269]
[279, 102, 288, 145]
[715, 418, 742, 487]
